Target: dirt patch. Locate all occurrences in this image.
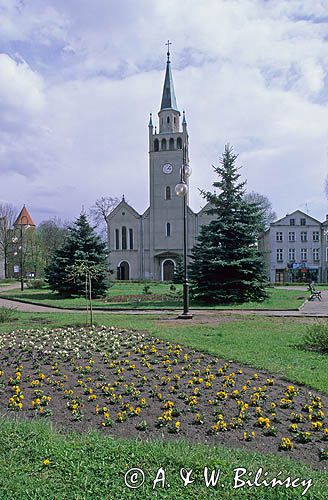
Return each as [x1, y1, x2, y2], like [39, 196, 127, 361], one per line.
[0, 326, 327, 470]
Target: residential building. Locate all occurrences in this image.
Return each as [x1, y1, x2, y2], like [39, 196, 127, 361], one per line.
[258, 210, 325, 282]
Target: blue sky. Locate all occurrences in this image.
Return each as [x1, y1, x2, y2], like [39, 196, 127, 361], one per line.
[0, 0, 328, 223]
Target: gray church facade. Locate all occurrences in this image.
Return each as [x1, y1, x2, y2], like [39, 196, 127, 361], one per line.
[107, 50, 212, 281]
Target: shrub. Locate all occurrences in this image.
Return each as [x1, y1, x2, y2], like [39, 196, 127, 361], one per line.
[0, 306, 17, 323]
[26, 279, 47, 289]
[300, 323, 328, 354]
[143, 285, 152, 295]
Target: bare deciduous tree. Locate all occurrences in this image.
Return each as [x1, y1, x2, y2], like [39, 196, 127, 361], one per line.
[0, 203, 18, 278]
[89, 196, 120, 235]
[243, 191, 276, 231]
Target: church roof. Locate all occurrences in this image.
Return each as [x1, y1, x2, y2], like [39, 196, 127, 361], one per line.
[106, 199, 141, 221]
[160, 49, 178, 111]
[14, 205, 35, 226]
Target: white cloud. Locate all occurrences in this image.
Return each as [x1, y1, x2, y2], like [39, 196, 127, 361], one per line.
[0, 0, 328, 223]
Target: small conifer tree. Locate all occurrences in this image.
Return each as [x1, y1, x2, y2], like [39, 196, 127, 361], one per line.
[46, 213, 108, 297]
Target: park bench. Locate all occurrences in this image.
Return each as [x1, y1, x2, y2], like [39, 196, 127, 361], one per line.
[308, 284, 322, 301]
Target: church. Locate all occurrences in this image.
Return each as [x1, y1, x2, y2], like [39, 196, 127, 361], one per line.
[107, 47, 212, 281]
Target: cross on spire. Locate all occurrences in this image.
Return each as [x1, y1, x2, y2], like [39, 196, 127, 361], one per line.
[165, 40, 172, 62]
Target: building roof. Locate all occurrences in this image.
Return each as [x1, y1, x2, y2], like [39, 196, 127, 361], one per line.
[14, 205, 35, 226]
[271, 209, 321, 226]
[106, 200, 141, 221]
[160, 50, 178, 111]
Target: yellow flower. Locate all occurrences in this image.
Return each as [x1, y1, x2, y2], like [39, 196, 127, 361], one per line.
[42, 459, 50, 466]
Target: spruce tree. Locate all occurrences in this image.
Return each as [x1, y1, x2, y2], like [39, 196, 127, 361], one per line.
[190, 144, 268, 304]
[45, 213, 108, 297]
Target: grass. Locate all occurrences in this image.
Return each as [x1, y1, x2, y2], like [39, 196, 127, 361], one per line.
[0, 418, 326, 499]
[0, 311, 327, 393]
[0, 286, 308, 310]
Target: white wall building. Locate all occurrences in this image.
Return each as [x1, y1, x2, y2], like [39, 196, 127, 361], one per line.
[258, 210, 328, 283]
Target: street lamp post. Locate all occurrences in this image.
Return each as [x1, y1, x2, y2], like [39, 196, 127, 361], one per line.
[175, 145, 193, 319]
[18, 215, 29, 291]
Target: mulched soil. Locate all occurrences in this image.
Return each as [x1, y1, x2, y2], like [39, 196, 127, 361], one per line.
[0, 326, 327, 470]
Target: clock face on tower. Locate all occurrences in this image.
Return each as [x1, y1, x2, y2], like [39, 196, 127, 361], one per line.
[162, 163, 173, 174]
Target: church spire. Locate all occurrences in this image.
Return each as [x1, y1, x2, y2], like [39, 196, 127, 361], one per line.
[160, 40, 178, 111]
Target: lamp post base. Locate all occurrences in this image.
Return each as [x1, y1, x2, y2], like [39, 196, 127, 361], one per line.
[177, 312, 193, 320]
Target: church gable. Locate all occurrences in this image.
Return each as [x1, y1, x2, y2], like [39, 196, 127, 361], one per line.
[107, 200, 141, 223]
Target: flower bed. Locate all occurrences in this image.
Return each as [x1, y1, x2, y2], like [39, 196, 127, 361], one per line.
[0, 326, 327, 469]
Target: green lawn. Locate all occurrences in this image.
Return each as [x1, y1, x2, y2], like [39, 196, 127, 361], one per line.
[0, 285, 307, 310]
[1, 311, 327, 393]
[0, 418, 326, 499]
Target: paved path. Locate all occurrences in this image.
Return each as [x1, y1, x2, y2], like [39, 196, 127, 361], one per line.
[0, 284, 327, 317]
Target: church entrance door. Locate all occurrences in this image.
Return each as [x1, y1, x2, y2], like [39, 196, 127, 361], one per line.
[118, 261, 130, 280]
[162, 259, 175, 281]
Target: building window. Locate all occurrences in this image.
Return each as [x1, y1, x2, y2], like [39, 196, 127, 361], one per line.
[276, 249, 283, 262]
[165, 186, 171, 200]
[301, 248, 307, 261]
[313, 248, 320, 261]
[300, 231, 307, 242]
[167, 116, 170, 123]
[166, 222, 171, 237]
[129, 228, 133, 250]
[288, 248, 295, 261]
[177, 137, 182, 149]
[122, 226, 127, 250]
[276, 231, 283, 242]
[161, 138, 167, 150]
[174, 117, 176, 124]
[154, 139, 159, 152]
[169, 138, 174, 150]
[290, 218, 295, 226]
[300, 218, 306, 226]
[115, 229, 119, 250]
[313, 231, 320, 242]
[288, 231, 295, 242]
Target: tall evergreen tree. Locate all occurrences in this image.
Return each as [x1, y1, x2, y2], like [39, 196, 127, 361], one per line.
[46, 213, 108, 297]
[190, 144, 268, 304]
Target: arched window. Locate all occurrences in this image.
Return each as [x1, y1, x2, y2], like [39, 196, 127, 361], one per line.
[177, 137, 182, 149]
[166, 222, 171, 237]
[165, 186, 171, 200]
[129, 228, 133, 250]
[122, 226, 127, 250]
[154, 139, 159, 151]
[167, 116, 170, 123]
[161, 138, 167, 150]
[174, 117, 176, 124]
[115, 229, 119, 249]
[169, 138, 174, 150]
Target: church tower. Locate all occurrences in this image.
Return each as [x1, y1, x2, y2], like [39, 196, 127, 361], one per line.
[147, 42, 190, 280]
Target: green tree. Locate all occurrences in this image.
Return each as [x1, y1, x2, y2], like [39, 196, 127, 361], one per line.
[45, 213, 108, 297]
[190, 144, 268, 304]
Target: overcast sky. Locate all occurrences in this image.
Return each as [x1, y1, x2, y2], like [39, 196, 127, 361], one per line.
[1, 0, 328, 224]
